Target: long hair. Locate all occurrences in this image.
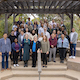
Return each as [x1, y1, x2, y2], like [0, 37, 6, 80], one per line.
[43, 35, 47, 42]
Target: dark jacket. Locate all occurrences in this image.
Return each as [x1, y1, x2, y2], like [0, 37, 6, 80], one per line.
[12, 42, 21, 51]
[30, 41, 41, 52]
[8, 35, 17, 44]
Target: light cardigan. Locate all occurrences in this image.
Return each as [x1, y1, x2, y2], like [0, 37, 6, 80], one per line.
[57, 37, 69, 48]
[41, 40, 50, 53]
[69, 32, 78, 44]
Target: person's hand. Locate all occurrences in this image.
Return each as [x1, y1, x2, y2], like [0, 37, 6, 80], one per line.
[16, 50, 19, 53]
[46, 51, 49, 54]
[51, 45, 54, 48]
[70, 42, 72, 44]
[41, 50, 42, 53]
[37, 49, 40, 53]
[0, 52, 2, 56]
[30, 49, 32, 54]
[21, 44, 22, 47]
[9, 52, 11, 55]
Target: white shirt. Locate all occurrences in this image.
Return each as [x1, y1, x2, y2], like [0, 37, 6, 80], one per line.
[12, 25, 17, 30]
[38, 27, 44, 35]
[43, 31, 50, 39]
[38, 37, 43, 42]
[21, 35, 24, 42]
[70, 32, 75, 41]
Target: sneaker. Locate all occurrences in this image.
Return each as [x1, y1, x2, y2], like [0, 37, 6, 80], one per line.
[69, 56, 73, 59]
[72, 56, 75, 59]
[16, 64, 19, 67]
[14, 64, 16, 67]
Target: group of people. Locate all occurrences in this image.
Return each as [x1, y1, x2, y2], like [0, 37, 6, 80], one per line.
[0, 17, 78, 71]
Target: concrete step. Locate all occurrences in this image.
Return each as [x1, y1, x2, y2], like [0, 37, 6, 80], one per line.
[1, 70, 77, 80]
[67, 57, 80, 71]
[11, 64, 67, 71]
[76, 47, 80, 57]
[76, 41, 80, 47]
[7, 77, 72, 80]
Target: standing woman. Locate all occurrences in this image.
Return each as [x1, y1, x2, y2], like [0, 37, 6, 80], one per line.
[12, 38, 21, 67]
[22, 34, 30, 67]
[57, 34, 69, 63]
[41, 35, 50, 67]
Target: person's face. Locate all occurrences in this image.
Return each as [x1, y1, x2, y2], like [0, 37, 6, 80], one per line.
[53, 30, 56, 34]
[61, 34, 64, 39]
[34, 25, 36, 28]
[44, 28, 47, 32]
[53, 24, 55, 28]
[72, 28, 75, 32]
[57, 31, 60, 34]
[18, 29, 21, 33]
[11, 31, 14, 35]
[52, 19, 54, 23]
[28, 18, 30, 21]
[52, 34, 55, 38]
[26, 28, 28, 32]
[34, 37, 37, 41]
[61, 21, 63, 24]
[59, 26, 61, 28]
[21, 31, 24, 35]
[14, 38, 18, 43]
[3, 34, 7, 39]
[62, 27, 64, 31]
[19, 18, 21, 21]
[14, 28, 17, 31]
[43, 35, 46, 40]
[25, 24, 28, 28]
[17, 24, 19, 28]
[25, 34, 28, 39]
[41, 23, 44, 27]
[32, 30, 35, 34]
[64, 31, 66, 35]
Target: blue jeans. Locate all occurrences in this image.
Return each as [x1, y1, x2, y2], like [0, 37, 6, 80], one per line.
[2, 52, 9, 69]
[70, 44, 76, 56]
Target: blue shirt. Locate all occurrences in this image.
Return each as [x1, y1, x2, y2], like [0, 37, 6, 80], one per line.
[32, 41, 36, 52]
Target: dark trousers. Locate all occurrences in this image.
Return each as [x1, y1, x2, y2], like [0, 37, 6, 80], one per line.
[2, 52, 9, 69]
[13, 51, 19, 64]
[42, 53, 47, 65]
[70, 44, 76, 56]
[24, 60, 28, 65]
[19, 49, 22, 60]
[32, 52, 36, 67]
[59, 48, 66, 61]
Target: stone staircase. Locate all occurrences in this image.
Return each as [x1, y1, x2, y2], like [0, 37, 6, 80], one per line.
[0, 41, 80, 80]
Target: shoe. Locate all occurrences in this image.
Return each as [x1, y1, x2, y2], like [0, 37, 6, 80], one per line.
[25, 64, 28, 67]
[69, 56, 73, 59]
[45, 65, 47, 68]
[53, 61, 56, 63]
[7, 68, 11, 70]
[16, 64, 19, 67]
[61, 60, 64, 63]
[72, 56, 75, 59]
[60, 60, 64, 63]
[14, 64, 16, 67]
[1, 69, 5, 72]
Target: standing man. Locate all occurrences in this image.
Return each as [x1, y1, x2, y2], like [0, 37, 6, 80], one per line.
[69, 28, 78, 59]
[18, 30, 25, 61]
[0, 33, 11, 71]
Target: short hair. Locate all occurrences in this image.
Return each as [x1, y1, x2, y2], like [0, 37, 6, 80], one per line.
[3, 32, 7, 35]
[11, 30, 14, 32]
[21, 30, 24, 32]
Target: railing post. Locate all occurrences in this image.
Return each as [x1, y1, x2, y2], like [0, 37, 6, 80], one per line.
[38, 50, 42, 80]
